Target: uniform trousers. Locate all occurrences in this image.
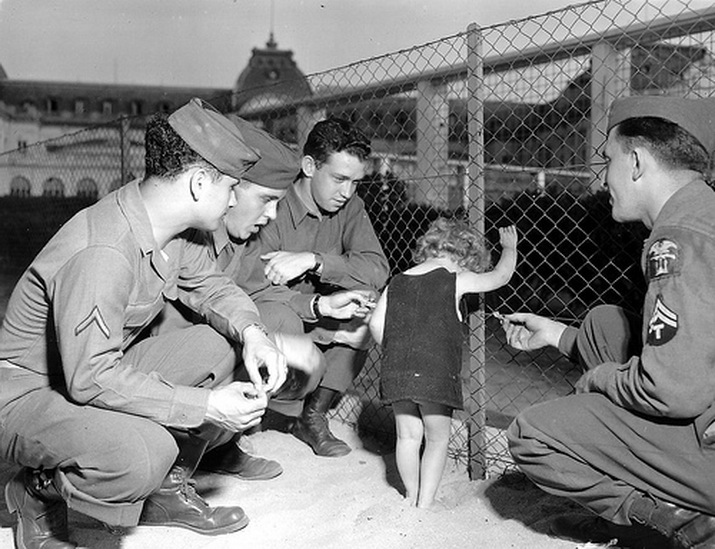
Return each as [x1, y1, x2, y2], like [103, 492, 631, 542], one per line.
[257, 301, 367, 417]
[0, 325, 237, 527]
[507, 305, 715, 524]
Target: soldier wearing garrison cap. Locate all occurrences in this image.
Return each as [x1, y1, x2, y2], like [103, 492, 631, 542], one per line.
[152, 115, 375, 481]
[232, 117, 389, 459]
[0, 98, 321, 547]
[500, 94, 715, 548]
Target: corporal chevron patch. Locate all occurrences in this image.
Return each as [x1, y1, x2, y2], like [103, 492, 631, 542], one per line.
[75, 305, 110, 339]
[647, 294, 678, 346]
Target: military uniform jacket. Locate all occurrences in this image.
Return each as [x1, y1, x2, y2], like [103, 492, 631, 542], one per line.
[0, 181, 261, 429]
[581, 179, 715, 435]
[232, 183, 389, 319]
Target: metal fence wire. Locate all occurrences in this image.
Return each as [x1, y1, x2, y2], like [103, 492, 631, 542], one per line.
[0, 0, 714, 479]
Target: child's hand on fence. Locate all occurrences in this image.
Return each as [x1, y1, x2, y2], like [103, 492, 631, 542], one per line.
[498, 225, 518, 250]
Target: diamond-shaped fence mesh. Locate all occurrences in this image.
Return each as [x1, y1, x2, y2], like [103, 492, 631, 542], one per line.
[0, 0, 713, 479]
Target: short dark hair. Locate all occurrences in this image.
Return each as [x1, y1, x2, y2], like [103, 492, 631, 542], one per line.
[303, 117, 371, 167]
[144, 113, 220, 180]
[614, 117, 710, 175]
[414, 217, 491, 273]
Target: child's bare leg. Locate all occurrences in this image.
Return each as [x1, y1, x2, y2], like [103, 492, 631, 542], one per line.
[416, 402, 452, 509]
[392, 400, 423, 505]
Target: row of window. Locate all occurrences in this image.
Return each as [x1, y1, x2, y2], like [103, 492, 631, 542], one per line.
[21, 98, 173, 118]
[8, 176, 127, 198]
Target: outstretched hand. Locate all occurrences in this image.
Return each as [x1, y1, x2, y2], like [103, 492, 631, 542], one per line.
[495, 311, 567, 352]
[320, 290, 377, 320]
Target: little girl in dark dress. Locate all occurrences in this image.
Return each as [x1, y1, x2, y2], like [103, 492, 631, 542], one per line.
[369, 217, 517, 508]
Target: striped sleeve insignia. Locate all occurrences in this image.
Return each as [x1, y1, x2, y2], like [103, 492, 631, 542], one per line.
[646, 238, 680, 280]
[647, 294, 678, 346]
[75, 305, 111, 339]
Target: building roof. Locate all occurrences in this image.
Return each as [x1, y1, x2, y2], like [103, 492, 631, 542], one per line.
[0, 78, 231, 125]
[232, 35, 311, 112]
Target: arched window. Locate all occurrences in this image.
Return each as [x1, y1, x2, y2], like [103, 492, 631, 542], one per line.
[10, 176, 31, 197]
[42, 177, 65, 198]
[76, 178, 98, 200]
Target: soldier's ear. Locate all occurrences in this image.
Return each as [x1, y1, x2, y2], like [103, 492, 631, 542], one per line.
[302, 156, 316, 178]
[188, 167, 211, 202]
[631, 148, 644, 181]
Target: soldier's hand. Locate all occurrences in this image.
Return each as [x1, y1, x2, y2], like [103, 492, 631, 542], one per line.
[319, 290, 377, 320]
[497, 311, 566, 351]
[261, 251, 316, 285]
[205, 382, 268, 432]
[241, 324, 288, 394]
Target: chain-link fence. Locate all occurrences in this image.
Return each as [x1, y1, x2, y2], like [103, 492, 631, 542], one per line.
[0, 0, 714, 479]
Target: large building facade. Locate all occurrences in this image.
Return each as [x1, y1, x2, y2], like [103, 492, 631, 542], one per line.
[0, 35, 310, 197]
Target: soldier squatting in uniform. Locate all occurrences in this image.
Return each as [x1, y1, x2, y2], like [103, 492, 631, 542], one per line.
[0, 98, 331, 548]
[501, 95, 715, 549]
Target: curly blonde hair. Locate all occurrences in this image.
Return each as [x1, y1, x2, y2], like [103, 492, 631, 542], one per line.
[413, 217, 491, 272]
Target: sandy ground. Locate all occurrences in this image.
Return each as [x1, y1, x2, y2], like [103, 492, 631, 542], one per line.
[0, 270, 597, 548]
[0, 419, 606, 549]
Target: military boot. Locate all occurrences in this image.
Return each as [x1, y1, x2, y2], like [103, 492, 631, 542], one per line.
[198, 433, 283, 481]
[629, 494, 715, 549]
[549, 513, 669, 548]
[139, 427, 249, 535]
[292, 387, 351, 457]
[4, 468, 76, 549]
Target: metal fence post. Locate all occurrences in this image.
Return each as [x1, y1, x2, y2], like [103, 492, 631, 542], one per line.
[589, 41, 629, 190]
[466, 22, 486, 480]
[415, 80, 450, 208]
[119, 116, 131, 186]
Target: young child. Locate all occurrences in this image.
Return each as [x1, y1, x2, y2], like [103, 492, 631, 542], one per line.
[368, 217, 518, 509]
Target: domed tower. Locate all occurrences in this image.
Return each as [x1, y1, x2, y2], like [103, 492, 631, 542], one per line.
[232, 33, 311, 116]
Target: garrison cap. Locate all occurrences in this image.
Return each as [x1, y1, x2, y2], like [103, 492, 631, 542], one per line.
[168, 98, 260, 180]
[607, 95, 714, 154]
[227, 115, 300, 189]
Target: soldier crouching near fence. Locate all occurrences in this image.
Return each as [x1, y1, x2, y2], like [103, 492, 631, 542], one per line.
[499, 95, 715, 548]
[0, 97, 324, 548]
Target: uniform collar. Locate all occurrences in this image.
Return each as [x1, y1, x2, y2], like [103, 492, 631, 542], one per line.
[285, 180, 324, 227]
[212, 220, 232, 256]
[653, 178, 710, 227]
[116, 179, 157, 257]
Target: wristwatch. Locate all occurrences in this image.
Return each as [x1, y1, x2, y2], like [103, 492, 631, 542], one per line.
[311, 295, 323, 320]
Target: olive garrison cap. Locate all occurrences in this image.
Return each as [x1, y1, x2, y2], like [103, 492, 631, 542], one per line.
[607, 95, 715, 154]
[168, 98, 260, 180]
[227, 114, 300, 189]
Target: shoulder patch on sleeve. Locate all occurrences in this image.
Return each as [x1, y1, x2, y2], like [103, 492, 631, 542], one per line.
[647, 294, 678, 346]
[75, 306, 110, 339]
[646, 238, 680, 280]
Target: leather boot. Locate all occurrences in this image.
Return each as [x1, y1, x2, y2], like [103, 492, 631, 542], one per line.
[550, 513, 670, 548]
[198, 433, 283, 481]
[139, 428, 249, 535]
[4, 468, 76, 549]
[292, 387, 351, 457]
[629, 494, 715, 549]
